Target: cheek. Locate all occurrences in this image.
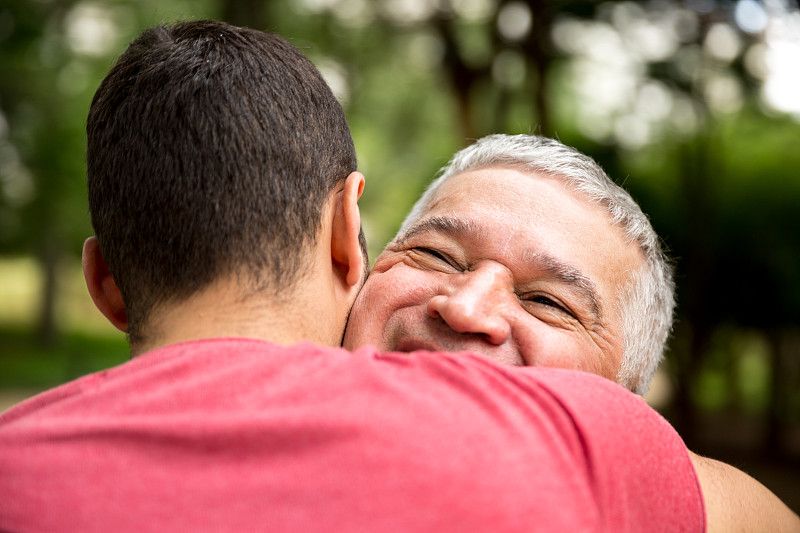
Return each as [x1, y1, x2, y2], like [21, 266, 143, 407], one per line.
[515, 324, 607, 376]
[342, 283, 385, 349]
[343, 263, 437, 350]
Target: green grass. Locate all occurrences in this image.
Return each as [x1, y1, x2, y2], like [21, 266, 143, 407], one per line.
[0, 326, 129, 389]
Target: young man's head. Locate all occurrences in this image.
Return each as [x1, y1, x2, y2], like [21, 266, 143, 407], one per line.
[344, 134, 674, 395]
[84, 20, 367, 353]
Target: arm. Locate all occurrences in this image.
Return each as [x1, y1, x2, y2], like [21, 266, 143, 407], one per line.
[689, 451, 800, 532]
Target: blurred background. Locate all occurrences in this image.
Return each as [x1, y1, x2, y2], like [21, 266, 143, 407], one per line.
[1, 0, 799, 510]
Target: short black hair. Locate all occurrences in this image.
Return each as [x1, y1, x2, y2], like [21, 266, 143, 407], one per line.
[87, 20, 357, 344]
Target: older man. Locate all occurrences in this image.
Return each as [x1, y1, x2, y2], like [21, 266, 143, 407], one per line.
[343, 133, 800, 530]
[344, 134, 672, 395]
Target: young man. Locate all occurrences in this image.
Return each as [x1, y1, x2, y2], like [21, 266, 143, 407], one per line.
[0, 21, 706, 532]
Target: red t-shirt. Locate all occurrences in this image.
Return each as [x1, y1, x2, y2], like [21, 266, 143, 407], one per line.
[0, 338, 704, 532]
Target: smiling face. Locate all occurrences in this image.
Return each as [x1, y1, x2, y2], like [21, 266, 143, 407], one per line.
[342, 166, 644, 381]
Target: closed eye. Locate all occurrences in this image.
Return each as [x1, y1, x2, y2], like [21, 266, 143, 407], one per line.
[418, 247, 447, 261]
[413, 247, 461, 271]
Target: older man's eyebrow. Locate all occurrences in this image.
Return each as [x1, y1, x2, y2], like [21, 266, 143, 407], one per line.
[528, 251, 602, 320]
[395, 216, 479, 244]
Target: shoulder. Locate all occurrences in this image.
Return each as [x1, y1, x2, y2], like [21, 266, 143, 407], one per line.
[360, 350, 705, 531]
[0, 341, 704, 532]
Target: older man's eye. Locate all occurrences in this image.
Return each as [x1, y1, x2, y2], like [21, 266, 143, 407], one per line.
[417, 247, 449, 262]
[520, 293, 575, 318]
[532, 296, 561, 309]
[413, 247, 459, 269]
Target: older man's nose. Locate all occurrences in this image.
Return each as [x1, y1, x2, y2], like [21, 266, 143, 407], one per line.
[426, 267, 511, 345]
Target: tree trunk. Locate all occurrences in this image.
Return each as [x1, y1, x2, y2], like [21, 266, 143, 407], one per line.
[434, 7, 483, 141]
[671, 134, 715, 447]
[525, 0, 551, 136]
[36, 234, 60, 348]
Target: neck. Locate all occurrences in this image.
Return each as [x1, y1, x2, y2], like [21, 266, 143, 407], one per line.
[130, 275, 343, 357]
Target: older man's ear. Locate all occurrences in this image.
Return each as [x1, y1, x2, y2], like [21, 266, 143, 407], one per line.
[330, 171, 366, 289]
[82, 236, 128, 333]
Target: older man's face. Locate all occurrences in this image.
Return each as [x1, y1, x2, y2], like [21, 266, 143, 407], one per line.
[343, 166, 643, 380]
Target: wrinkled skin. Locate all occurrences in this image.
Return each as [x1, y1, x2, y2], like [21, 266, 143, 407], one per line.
[343, 166, 643, 381]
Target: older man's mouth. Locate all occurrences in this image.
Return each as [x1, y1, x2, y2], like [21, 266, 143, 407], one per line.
[393, 338, 443, 353]
[392, 335, 525, 367]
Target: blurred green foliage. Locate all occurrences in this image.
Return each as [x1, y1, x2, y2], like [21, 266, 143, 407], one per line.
[0, 326, 128, 388]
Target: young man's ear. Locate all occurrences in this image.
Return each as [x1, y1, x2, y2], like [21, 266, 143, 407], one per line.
[82, 237, 128, 332]
[331, 171, 366, 288]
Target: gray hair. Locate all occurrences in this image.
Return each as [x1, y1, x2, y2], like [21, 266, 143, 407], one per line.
[397, 134, 675, 395]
